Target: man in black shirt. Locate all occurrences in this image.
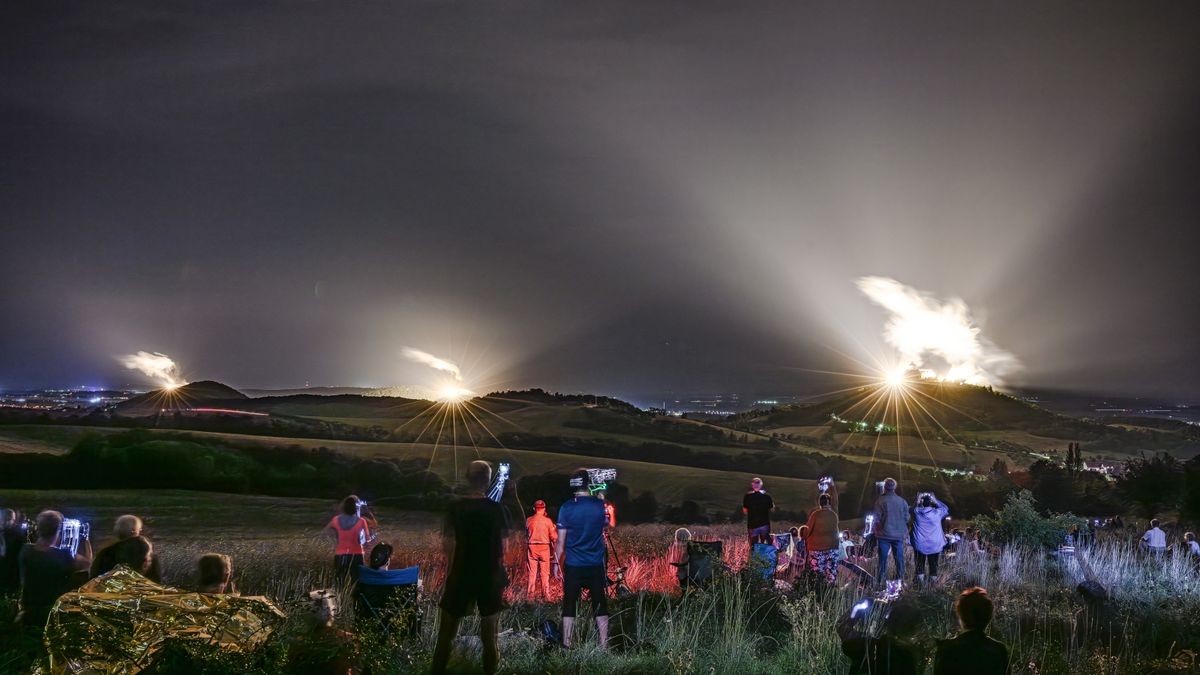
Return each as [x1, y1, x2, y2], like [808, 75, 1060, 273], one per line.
[432, 461, 510, 675]
[19, 510, 91, 634]
[934, 587, 1009, 675]
[742, 477, 775, 546]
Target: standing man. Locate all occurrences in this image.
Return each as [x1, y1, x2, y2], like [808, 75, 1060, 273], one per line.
[525, 500, 557, 600]
[1, 509, 26, 596]
[742, 477, 775, 546]
[555, 469, 609, 649]
[873, 477, 910, 584]
[432, 461, 510, 675]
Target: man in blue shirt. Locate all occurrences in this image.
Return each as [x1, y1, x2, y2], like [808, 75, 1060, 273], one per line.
[555, 469, 609, 648]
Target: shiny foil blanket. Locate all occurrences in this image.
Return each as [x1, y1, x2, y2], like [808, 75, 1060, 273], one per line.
[43, 566, 285, 674]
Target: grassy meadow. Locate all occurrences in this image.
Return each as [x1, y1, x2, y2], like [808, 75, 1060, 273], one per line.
[2, 488, 1199, 674]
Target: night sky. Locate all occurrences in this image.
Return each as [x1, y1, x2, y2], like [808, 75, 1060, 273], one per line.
[2, 2, 1198, 399]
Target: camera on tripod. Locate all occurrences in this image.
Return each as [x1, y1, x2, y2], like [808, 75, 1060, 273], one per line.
[570, 468, 617, 494]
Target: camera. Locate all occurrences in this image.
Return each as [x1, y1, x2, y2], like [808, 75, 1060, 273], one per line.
[874, 480, 886, 494]
[585, 468, 617, 494]
[818, 476, 833, 493]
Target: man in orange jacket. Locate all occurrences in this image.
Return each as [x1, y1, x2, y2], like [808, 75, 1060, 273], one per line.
[525, 500, 557, 599]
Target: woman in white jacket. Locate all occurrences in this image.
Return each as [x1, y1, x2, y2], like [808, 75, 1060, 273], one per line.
[911, 493, 949, 585]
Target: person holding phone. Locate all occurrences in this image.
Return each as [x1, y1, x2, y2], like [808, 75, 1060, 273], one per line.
[18, 510, 91, 635]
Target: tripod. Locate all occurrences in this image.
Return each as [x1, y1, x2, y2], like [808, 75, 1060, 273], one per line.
[605, 531, 633, 599]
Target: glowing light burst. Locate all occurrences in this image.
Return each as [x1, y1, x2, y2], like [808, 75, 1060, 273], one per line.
[119, 351, 188, 389]
[436, 385, 475, 403]
[856, 276, 1018, 387]
[395, 345, 526, 498]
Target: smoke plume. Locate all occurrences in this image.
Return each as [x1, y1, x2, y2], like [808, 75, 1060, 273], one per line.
[402, 347, 464, 381]
[119, 351, 188, 389]
[857, 276, 1019, 386]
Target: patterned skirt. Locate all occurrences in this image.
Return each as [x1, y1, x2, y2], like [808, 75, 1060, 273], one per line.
[807, 548, 839, 584]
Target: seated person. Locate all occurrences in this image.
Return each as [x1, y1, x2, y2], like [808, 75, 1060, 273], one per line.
[934, 587, 1009, 675]
[355, 542, 420, 636]
[91, 515, 161, 582]
[1186, 532, 1200, 558]
[196, 553, 237, 595]
[113, 536, 156, 579]
[788, 526, 809, 582]
[839, 598, 925, 675]
[667, 528, 692, 589]
[18, 510, 92, 633]
[286, 590, 359, 675]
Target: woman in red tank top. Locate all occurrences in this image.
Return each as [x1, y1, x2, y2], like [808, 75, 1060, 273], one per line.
[326, 495, 371, 584]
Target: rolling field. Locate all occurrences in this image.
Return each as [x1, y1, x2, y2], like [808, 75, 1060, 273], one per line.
[0, 425, 819, 513]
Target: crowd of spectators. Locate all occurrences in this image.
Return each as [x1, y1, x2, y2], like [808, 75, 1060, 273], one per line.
[3, 466, 1199, 675]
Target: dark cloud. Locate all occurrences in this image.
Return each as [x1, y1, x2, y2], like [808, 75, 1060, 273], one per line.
[2, 1, 1197, 398]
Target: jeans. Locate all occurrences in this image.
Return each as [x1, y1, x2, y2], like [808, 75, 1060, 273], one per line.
[877, 538, 904, 581]
[747, 524, 770, 546]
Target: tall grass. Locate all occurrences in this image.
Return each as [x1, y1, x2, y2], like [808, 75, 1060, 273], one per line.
[4, 523, 1198, 673]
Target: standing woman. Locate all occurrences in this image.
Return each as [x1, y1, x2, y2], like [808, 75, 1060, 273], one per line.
[327, 495, 371, 585]
[803, 479, 840, 585]
[911, 492, 950, 585]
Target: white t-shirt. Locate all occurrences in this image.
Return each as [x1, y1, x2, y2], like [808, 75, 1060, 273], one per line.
[1143, 527, 1167, 549]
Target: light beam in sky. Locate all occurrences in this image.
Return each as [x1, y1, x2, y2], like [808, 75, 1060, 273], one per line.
[119, 351, 187, 389]
[857, 276, 1019, 387]
[402, 347, 464, 382]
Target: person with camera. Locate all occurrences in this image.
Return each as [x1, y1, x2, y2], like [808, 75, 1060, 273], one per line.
[555, 468, 610, 649]
[838, 597, 926, 674]
[911, 492, 949, 585]
[934, 587, 1009, 675]
[432, 460, 511, 675]
[326, 495, 373, 585]
[873, 477, 910, 585]
[18, 510, 92, 634]
[803, 477, 840, 585]
[742, 477, 775, 546]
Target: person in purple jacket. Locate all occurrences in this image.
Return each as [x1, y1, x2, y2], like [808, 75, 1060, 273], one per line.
[911, 492, 950, 585]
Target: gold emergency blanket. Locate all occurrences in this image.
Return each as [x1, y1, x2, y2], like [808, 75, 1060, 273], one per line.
[43, 566, 285, 674]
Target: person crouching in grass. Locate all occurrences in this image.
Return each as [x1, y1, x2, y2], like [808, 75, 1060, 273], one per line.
[432, 461, 510, 675]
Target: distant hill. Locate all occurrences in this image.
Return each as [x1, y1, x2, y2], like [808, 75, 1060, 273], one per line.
[68, 380, 1200, 482]
[733, 382, 1075, 435]
[243, 385, 434, 399]
[114, 380, 247, 416]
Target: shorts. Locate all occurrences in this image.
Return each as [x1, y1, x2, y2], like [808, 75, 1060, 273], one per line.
[440, 569, 508, 618]
[561, 565, 608, 618]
